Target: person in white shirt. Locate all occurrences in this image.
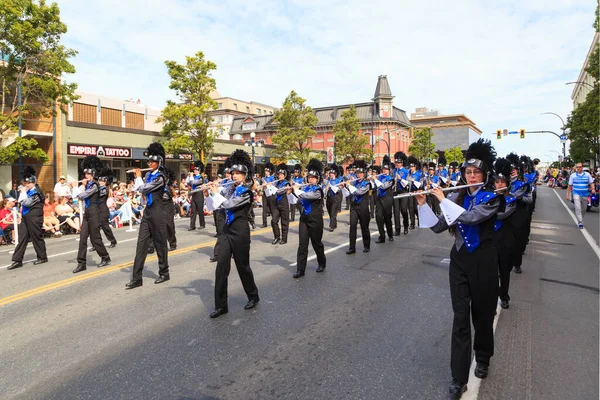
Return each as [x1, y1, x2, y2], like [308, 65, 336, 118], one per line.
[53, 176, 71, 199]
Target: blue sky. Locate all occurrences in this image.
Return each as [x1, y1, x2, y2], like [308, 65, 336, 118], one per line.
[56, 0, 597, 164]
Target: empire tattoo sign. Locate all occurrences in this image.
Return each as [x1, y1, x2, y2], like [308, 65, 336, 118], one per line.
[68, 144, 132, 158]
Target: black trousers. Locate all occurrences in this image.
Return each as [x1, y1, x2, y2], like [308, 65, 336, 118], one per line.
[345, 196, 351, 210]
[511, 207, 529, 267]
[213, 209, 226, 258]
[449, 243, 498, 384]
[296, 217, 326, 272]
[98, 205, 117, 245]
[262, 193, 272, 226]
[392, 192, 410, 232]
[214, 222, 259, 309]
[189, 191, 205, 229]
[495, 226, 515, 302]
[369, 192, 375, 219]
[149, 201, 177, 252]
[131, 204, 169, 281]
[271, 198, 290, 241]
[290, 201, 302, 221]
[427, 195, 441, 215]
[326, 192, 342, 230]
[77, 208, 108, 264]
[12, 212, 47, 262]
[375, 195, 394, 239]
[349, 202, 370, 250]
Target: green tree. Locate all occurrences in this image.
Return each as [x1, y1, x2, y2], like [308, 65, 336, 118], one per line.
[157, 51, 218, 162]
[445, 146, 465, 165]
[566, 42, 599, 164]
[271, 90, 319, 166]
[332, 105, 372, 164]
[0, 0, 78, 163]
[0, 136, 48, 164]
[408, 127, 437, 162]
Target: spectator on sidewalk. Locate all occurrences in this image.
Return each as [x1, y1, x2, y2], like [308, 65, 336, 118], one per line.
[566, 162, 595, 229]
[9, 182, 18, 200]
[0, 197, 19, 243]
[53, 175, 71, 200]
[42, 195, 62, 237]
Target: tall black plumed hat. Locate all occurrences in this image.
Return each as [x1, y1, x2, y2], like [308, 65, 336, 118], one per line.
[81, 155, 104, 178]
[381, 155, 392, 170]
[327, 163, 341, 176]
[193, 160, 205, 172]
[146, 142, 165, 164]
[306, 158, 324, 183]
[428, 162, 436, 169]
[223, 157, 233, 173]
[293, 163, 302, 172]
[353, 159, 367, 172]
[506, 152, 521, 173]
[216, 164, 225, 178]
[98, 167, 114, 185]
[23, 166, 37, 183]
[276, 163, 289, 179]
[394, 151, 407, 164]
[407, 155, 421, 170]
[438, 155, 447, 166]
[228, 149, 253, 179]
[519, 155, 532, 173]
[449, 161, 458, 169]
[462, 139, 496, 176]
[164, 167, 177, 187]
[371, 165, 381, 174]
[533, 158, 540, 165]
[264, 162, 275, 173]
[494, 158, 512, 182]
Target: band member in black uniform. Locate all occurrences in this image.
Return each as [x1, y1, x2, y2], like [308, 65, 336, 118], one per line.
[427, 162, 442, 215]
[374, 156, 395, 243]
[91, 167, 117, 252]
[344, 164, 355, 211]
[260, 162, 275, 228]
[187, 161, 206, 231]
[407, 156, 424, 229]
[520, 155, 535, 247]
[290, 163, 304, 222]
[73, 156, 111, 273]
[210, 164, 229, 262]
[392, 152, 410, 235]
[416, 139, 501, 399]
[148, 166, 178, 254]
[270, 163, 291, 245]
[125, 142, 170, 289]
[292, 158, 327, 278]
[342, 160, 371, 254]
[493, 157, 517, 309]
[367, 165, 375, 219]
[8, 166, 48, 270]
[506, 153, 531, 274]
[208, 149, 259, 318]
[325, 163, 343, 232]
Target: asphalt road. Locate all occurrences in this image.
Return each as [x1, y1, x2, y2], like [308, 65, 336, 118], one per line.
[0, 187, 597, 400]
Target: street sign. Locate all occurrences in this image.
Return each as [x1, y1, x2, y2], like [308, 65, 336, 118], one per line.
[508, 131, 518, 135]
[503, 129, 508, 136]
[560, 134, 567, 143]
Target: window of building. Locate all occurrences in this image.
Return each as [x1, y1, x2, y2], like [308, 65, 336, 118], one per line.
[257, 109, 261, 115]
[242, 122, 257, 131]
[216, 115, 223, 123]
[217, 102, 222, 110]
[246, 106, 250, 113]
[233, 103, 238, 110]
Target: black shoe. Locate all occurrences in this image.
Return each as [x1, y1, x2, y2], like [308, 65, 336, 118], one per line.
[210, 307, 228, 318]
[410, 224, 415, 230]
[328, 227, 336, 232]
[404, 227, 409, 234]
[293, 271, 305, 278]
[209, 256, 218, 262]
[7, 261, 23, 270]
[148, 248, 155, 254]
[500, 299, 509, 309]
[375, 237, 385, 244]
[316, 265, 326, 273]
[346, 249, 356, 255]
[279, 240, 287, 245]
[272, 238, 281, 245]
[394, 231, 400, 236]
[98, 257, 111, 267]
[250, 222, 255, 230]
[244, 299, 259, 309]
[33, 258, 48, 265]
[474, 362, 489, 379]
[448, 379, 467, 399]
[73, 264, 86, 274]
[155, 274, 170, 284]
[169, 245, 177, 251]
[363, 248, 370, 253]
[513, 266, 522, 274]
[125, 279, 143, 289]
[388, 236, 394, 242]
[89, 247, 96, 252]
[198, 226, 205, 230]
[188, 227, 196, 231]
[260, 224, 268, 228]
[109, 242, 117, 248]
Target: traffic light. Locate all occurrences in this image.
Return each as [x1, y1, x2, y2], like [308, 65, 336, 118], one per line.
[496, 130, 502, 139]
[520, 128, 525, 139]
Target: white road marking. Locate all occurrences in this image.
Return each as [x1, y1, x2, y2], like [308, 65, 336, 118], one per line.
[441, 258, 450, 264]
[552, 189, 600, 260]
[0, 238, 138, 270]
[289, 231, 378, 267]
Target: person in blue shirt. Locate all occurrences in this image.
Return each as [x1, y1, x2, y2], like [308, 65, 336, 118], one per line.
[374, 156, 395, 243]
[93, 167, 117, 252]
[270, 163, 292, 245]
[427, 162, 441, 214]
[260, 162, 276, 228]
[392, 152, 410, 235]
[186, 161, 206, 231]
[292, 158, 327, 278]
[290, 163, 304, 222]
[210, 163, 231, 263]
[344, 164, 356, 211]
[147, 166, 178, 255]
[342, 160, 371, 254]
[8, 166, 48, 270]
[436, 156, 449, 188]
[567, 162, 596, 229]
[324, 163, 343, 232]
[506, 153, 532, 274]
[417, 139, 501, 399]
[407, 155, 424, 229]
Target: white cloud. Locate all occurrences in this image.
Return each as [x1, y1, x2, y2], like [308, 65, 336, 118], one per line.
[56, 0, 596, 160]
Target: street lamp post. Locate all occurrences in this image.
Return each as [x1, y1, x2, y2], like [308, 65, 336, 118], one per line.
[541, 112, 567, 158]
[566, 81, 596, 90]
[244, 132, 264, 166]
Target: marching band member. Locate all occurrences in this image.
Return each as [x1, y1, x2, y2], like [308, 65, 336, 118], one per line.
[493, 157, 517, 309]
[92, 167, 117, 252]
[325, 164, 343, 232]
[407, 156, 424, 229]
[187, 161, 206, 231]
[506, 153, 532, 274]
[208, 149, 259, 318]
[427, 162, 441, 215]
[260, 162, 275, 228]
[8, 166, 47, 270]
[344, 160, 371, 254]
[73, 156, 111, 273]
[293, 158, 326, 278]
[392, 152, 410, 235]
[290, 163, 304, 222]
[148, 166, 179, 254]
[211, 164, 231, 263]
[344, 164, 356, 211]
[437, 156, 448, 188]
[449, 162, 461, 186]
[270, 163, 292, 245]
[125, 142, 170, 289]
[416, 139, 501, 399]
[521, 155, 535, 245]
[367, 164, 375, 219]
[374, 156, 394, 243]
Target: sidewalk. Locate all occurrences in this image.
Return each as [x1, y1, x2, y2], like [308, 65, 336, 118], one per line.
[478, 186, 599, 400]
